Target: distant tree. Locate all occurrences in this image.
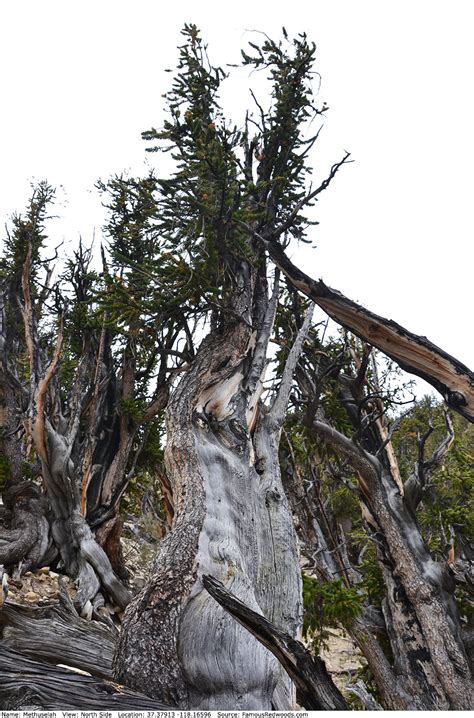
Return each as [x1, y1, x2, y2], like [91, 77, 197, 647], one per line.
[0, 177, 183, 613]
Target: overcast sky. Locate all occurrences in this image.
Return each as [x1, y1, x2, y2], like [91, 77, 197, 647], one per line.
[1, 1, 472, 393]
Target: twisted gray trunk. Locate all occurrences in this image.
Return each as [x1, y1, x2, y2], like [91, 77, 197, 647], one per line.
[311, 419, 472, 709]
[0, 483, 52, 572]
[0, 281, 25, 483]
[115, 294, 309, 709]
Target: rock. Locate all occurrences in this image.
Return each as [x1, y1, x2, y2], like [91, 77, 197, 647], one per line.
[38, 566, 50, 574]
[319, 628, 365, 692]
[24, 591, 40, 602]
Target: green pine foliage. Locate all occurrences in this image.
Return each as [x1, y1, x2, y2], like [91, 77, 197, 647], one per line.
[303, 573, 364, 650]
[393, 400, 474, 554]
[240, 31, 322, 244]
[0, 181, 55, 284]
[0, 454, 11, 490]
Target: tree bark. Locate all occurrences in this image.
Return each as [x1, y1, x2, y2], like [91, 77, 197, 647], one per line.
[115, 273, 309, 709]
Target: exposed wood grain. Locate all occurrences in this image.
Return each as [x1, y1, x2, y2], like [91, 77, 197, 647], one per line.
[0, 600, 115, 679]
[202, 574, 348, 710]
[0, 647, 172, 710]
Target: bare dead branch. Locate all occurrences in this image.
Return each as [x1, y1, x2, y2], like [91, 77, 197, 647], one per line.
[243, 228, 474, 422]
[271, 153, 351, 239]
[424, 410, 454, 473]
[345, 679, 383, 710]
[245, 269, 280, 403]
[20, 242, 36, 381]
[269, 302, 314, 427]
[140, 381, 170, 425]
[30, 313, 65, 464]
[202, 575, 347, 710]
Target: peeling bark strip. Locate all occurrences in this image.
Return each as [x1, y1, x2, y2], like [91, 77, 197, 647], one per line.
[202, 575, 347, 710]
[255, 234, 474, 421]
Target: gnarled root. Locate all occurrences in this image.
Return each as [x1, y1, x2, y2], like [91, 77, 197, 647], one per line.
[0, 482, 53, 572]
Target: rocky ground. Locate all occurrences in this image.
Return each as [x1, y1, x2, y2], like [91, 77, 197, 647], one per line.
[320, 629, 366, 692]
[5, 566, 69, 606]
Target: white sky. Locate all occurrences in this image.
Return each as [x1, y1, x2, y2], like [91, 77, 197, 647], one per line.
[1, 1, 473, 392]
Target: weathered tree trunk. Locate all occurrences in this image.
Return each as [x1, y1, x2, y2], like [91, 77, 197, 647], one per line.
[280, 446, 418, 710]
[30, 416, 131, 613]
[0, 279, 27, 485]
[114, 274, 309, 709]
[0, 482, 53, 572]
[310, 418, 472, 709]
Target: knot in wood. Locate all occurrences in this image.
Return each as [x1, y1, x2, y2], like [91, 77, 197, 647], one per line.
[254, 457, 265, 475]
[265, 487, 282, 505]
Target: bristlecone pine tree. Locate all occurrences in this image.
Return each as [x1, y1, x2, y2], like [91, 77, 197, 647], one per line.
[0, 25, 472, 711]
[0, 179, 183, 613]
[114, 26, 473, 710]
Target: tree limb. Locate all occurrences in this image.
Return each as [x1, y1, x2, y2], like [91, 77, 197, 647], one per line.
[244, 228, 474, 421]
[202, 574, 347, 710]
[269, 302, 314, 427]
[405, 410, 455, 512]
[31, 312, 65, 464]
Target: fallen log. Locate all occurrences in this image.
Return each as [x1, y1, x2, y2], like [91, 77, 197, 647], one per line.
[0, 647, 172, 710]
[0, 600, 115, 679]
